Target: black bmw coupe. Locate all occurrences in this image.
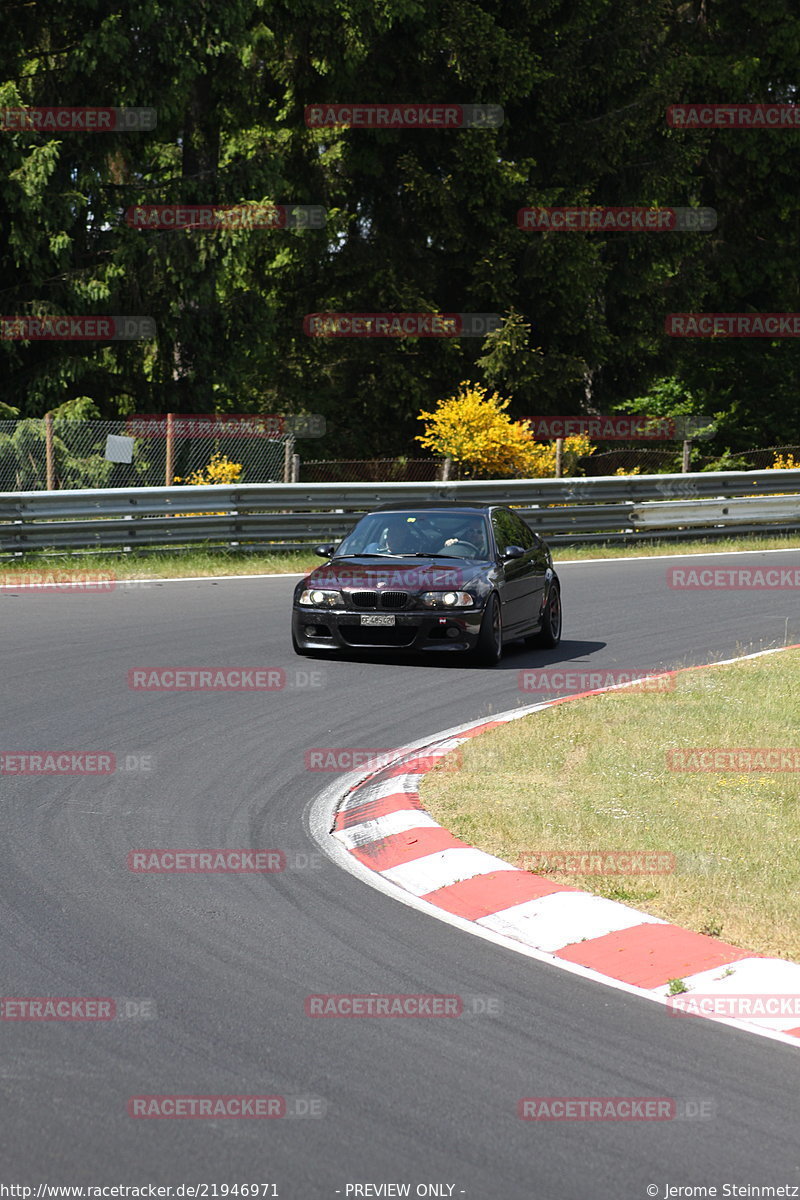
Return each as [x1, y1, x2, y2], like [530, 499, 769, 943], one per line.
[291, 502, 561, 666]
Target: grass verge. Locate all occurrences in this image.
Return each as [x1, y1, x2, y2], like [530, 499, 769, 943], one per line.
[0, 532, 798, 580]
[551, 532, 800, 560]
[0, 549, 320, 580]
[419, 648, 800, 961]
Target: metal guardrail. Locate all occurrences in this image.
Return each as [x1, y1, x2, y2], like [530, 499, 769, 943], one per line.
[1, 471, 800, 554]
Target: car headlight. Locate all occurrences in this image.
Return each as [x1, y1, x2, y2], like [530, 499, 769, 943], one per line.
[298, 588, 343, 607]
[419, 591, 474, 608]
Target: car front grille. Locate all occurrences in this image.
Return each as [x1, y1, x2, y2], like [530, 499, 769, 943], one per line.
[348, 589, 410, 610]
[380, 591, 408, 609]
[350, 591, 378, 608]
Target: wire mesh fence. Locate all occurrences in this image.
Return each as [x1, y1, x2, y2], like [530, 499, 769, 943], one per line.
[578, 448, 681, 475]
[2, 418, 797, 492]
[299, 447, 800, 484]
[300, 457, 444, 482]
[579, 445, 800, 475]
[742, 445, 800, 469]
[0, 418, 292, 491]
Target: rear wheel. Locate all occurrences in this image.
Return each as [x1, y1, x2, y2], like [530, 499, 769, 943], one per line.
[475, 594, 503, 666]
[526, 582, 562, 649]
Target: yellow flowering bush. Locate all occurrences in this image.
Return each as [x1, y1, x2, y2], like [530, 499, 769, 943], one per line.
[175, 452, 244, 486]
[174, 452, 244, 516]
[416, 381, 593, 478]
[769, 453, 799, 470]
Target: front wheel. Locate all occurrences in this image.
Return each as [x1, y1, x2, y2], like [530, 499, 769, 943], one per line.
[526, 583, 562, 649]
[474, 594, 503, 666]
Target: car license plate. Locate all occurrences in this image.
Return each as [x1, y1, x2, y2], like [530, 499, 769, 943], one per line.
[360, 614, 395, 626]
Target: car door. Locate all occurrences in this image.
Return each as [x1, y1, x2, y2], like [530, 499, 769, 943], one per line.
[507, 509, 547, 628]
[491, 507, 531, 633]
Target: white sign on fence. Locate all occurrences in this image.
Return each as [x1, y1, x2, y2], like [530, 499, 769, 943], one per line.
[104, 434, 134, 463]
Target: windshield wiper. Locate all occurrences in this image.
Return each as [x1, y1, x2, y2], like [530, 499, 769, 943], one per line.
[336, 551, 478, 560]
[404, 552, 470, 559]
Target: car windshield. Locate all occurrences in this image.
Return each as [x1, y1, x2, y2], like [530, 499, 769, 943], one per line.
[335, 510, 491, 559]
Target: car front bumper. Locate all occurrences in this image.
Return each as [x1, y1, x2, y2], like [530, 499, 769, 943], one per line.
[291, 605, 486, 653]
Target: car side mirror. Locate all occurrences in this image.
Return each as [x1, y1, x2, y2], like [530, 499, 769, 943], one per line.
[315, 544, 336, 558]
[503, 545, 526, 560]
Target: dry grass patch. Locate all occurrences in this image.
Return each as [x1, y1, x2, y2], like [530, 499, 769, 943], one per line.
[421, 650, 800, 960]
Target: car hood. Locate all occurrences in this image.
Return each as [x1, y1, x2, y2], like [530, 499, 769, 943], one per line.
[303, 555, 493, 591]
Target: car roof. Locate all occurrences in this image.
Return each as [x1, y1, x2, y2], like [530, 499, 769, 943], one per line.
[370, 502, 498, 514]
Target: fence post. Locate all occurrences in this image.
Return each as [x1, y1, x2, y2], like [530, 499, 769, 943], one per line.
[283, 436, 295, 482]
[45, 412, 55, 490]
[165, 413, 174, 486]
[291, 452, 300, 483]
[682, 439, 691, 473]
[555, 437, 564, 478]
[441, 456, 452, 482]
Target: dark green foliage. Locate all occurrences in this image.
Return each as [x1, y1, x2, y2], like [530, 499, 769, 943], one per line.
[2, 0, 800, 456]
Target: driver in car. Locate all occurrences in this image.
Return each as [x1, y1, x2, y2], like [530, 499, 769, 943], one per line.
[360, 517, 424, 555]
[440, 520, 484, 554]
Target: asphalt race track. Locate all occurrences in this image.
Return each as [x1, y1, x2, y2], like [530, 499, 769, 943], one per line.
[2, 548, 800, 1199]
